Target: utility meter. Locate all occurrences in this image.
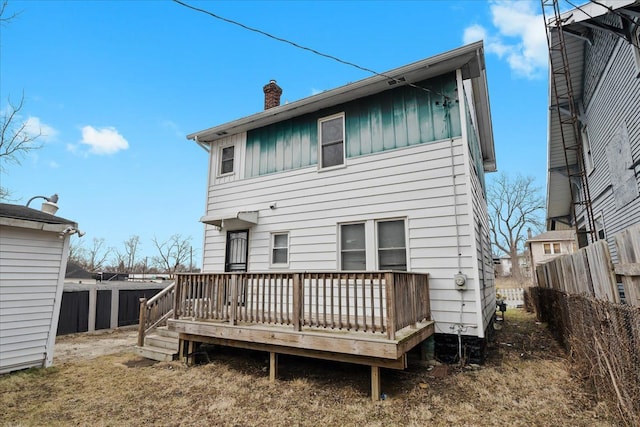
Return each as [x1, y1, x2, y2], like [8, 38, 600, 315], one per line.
[454, 273, 467, 291]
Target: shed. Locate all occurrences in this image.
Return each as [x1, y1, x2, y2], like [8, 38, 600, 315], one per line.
[0, 203, 79, 374]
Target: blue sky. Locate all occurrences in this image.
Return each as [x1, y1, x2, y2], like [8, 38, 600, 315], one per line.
[1, 0, 550, 266]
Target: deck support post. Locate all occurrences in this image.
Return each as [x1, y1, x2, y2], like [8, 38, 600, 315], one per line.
[269, 352, 278, 382]
[178, 338, 185, 361]
[187, 340, 195, 366]
[371, 366, 381, 401]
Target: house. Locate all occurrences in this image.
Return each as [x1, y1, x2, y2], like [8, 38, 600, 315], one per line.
[0, 203, 79, 374]
[157, 42, 494, 392]
[545, 0, 640, 261]
[494, 253, 531, 279]
[526, 230, 577, 285]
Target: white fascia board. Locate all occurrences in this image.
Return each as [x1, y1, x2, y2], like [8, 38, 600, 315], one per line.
[0, 217, 74, 233]
[187, 41, 487, 144]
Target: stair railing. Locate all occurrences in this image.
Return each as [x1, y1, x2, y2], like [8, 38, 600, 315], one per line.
[137, 281, 176, 347]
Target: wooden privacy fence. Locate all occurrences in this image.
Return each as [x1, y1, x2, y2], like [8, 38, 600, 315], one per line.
[173, 271, 430, 340]
[535, 224, 640, 306]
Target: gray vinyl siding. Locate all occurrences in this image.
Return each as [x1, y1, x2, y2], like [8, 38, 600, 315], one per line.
[579, 36, 640, 262]
[0, 226, 67, 373]
[202, 137, 486, 335]
[582, 14, 625, 107]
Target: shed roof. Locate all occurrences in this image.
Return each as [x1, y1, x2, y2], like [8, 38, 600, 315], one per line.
[187, 41, 496, 172]
[0, 203, 76, 226]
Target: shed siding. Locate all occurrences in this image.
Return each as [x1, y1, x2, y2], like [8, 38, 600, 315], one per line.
[202, 137, 488, 335]
[0, 226, 68, 373]
[579, 37, 640, 261]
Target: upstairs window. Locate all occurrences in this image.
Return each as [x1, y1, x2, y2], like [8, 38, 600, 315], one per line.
[377, 220, 407, 271]
[595, 215, 606, 240]
[319, 114, 345, 168]
[271, 233, 289, 266]
[220, 145, 235, 175]
[581, 127, 594, 174]
[543, 243, 561, 255]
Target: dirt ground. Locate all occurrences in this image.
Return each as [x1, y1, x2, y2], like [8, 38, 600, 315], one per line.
[0, 309, 622, 426]
[53, 327, 138, 363]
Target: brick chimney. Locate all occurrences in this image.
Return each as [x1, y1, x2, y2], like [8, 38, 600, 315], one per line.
[263, 80, 282, 110]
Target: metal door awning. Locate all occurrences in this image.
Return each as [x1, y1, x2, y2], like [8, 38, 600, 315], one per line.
[200, 211, 258, 230]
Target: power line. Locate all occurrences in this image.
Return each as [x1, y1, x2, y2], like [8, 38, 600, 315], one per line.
[171, 0, 446, 98]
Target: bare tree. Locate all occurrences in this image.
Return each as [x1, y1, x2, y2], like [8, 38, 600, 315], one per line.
[1, 3, 37, 200]
[85, 237, 111, 272]
[0, 1, 20, 26]
[111, 250, 126, 272]
[123, 235, 141, 271]
[488, 173, 544, 281]
[152, 234, 192, 274]
[68, 239, 87, 266]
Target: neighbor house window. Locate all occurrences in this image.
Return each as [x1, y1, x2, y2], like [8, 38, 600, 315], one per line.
[595, 215, 606, 240]
[377, 220, 407, 271]
[340, 223, 366, 270]
[271, 233, 289, 266]
[581, 127, 593, 174]
[319, 114, 345, 168]
[543, 243, 561, 255]
[220, 145, 235, 175]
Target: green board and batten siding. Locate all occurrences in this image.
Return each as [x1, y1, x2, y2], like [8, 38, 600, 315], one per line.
[245, 74, 461, 178]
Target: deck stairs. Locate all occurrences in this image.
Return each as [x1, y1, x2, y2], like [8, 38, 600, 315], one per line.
[135, 326, 179, 362]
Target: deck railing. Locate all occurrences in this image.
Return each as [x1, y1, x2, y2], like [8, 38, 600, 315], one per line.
[137, 282, 175, 347]
[173, 271, 430, 340]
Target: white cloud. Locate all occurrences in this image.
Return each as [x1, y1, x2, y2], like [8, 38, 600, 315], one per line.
[463, 0, 547, 79]
[24, 116, 59, 141]
[80, 125, 129, 155]
[49, 160, 60, 168]
[310, 88, 323, 96]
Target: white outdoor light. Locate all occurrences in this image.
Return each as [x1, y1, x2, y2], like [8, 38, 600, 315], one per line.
[26, 193, 59, 215]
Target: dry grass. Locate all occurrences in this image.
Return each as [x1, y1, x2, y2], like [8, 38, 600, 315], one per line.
[0, 309, 622, 427]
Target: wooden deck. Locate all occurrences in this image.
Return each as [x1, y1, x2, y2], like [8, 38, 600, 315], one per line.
[165, 271, 433, 400]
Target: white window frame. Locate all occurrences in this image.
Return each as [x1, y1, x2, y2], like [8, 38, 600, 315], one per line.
[339, 222, 367, 271]
[270, 232, 290, 268]
[595, 214, 606, 241]
[218, 144, 235, 176]
[375, 219, 408, 271]
[338, 218, 409, 271]
[318, 113, 346, 170]
[543, 242, 561, 255]
[581, 126, 594, 175]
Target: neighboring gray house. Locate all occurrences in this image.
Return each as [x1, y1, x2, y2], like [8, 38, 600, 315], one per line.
[526, 230, 577, 285]
[187, 42, 497, 361]
[546, 0, 640, 261]
[0, 203, 78, 374]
